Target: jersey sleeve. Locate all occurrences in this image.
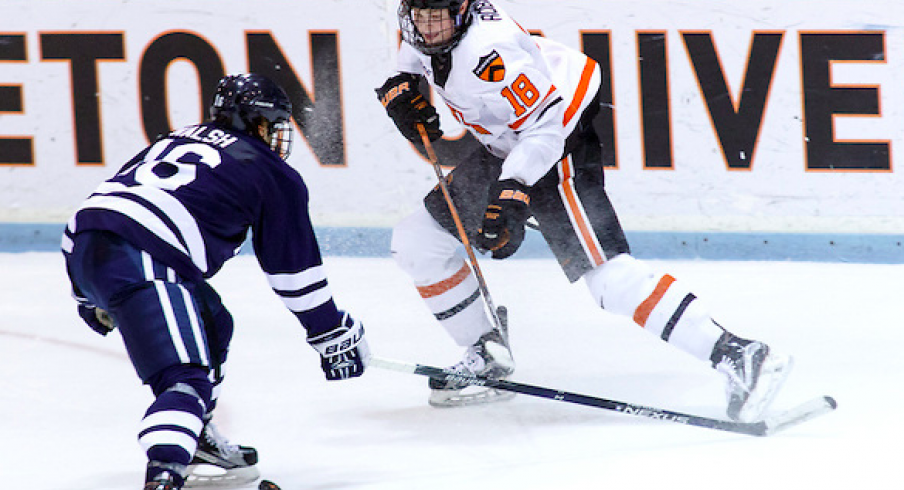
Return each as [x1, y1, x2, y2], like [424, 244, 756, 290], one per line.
[397, 42, 426, 76]
[251, 164, 341, 337]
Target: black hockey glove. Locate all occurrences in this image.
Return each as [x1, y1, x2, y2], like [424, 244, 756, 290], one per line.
[307, 311, 370, 381]
[476, 179, 531, 260]
[77, 303, 116, 336]
[375, 73, 442, 143]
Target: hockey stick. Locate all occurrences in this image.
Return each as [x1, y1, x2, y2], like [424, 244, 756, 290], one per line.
[417, 124, 504, 329]
[370, 356, 837, 437]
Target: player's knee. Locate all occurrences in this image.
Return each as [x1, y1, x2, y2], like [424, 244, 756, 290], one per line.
[147, 364, 214, 411]
[583, 253, 658, 317]
[391, 208, 460, 279]
[391, 214, 426, 275]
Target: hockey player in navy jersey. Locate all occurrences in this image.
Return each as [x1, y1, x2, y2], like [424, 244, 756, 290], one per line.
[63, 74, 370, 490]
[377, 0, 791, 421]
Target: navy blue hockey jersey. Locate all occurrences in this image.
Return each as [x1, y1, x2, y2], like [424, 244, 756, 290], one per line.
[62, 122, 340, 336]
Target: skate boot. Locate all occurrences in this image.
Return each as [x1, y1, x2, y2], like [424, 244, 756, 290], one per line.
[144, 462, 185, 490]
[185, 422, 260, 488]
[711, 332, 793, 422]
[428, 325, 516, 407]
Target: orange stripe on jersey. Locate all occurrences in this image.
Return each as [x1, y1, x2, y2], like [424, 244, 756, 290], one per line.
[508, 85, 556, 130]
[559, 157, 605, 266]
[633, 274, 676, 327]
[448, 102, 493, 134]
[563, 58, 597, 126]
[470, 123, 493, 135]
[416, 262, 471, 298]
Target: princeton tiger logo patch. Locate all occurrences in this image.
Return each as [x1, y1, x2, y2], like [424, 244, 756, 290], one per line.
[473, 50, 506, 82]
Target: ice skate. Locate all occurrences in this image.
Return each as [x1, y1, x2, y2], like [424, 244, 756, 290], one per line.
[428, 326, 516, 407]
[185, 422, 260, 488]
[144, 463, 185, 490]
[711, 333, 793, 422]
[144, 473, 181, 490]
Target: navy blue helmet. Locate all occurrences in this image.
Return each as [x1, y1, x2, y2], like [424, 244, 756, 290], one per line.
[210, 73, 294, 159]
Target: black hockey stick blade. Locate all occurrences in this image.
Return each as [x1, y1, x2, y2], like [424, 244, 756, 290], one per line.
[370, 357, 836, 437]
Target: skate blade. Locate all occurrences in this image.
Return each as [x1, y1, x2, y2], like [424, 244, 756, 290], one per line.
[429, 387, 516, 408]
[184, 464, 260, 488]
[736, 353, 794, 422]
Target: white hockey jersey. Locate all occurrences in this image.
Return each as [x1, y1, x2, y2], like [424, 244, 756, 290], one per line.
[397, 0, 600, 186]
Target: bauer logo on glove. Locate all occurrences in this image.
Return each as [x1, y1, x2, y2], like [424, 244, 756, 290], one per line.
[378, 79, 412, 108]
[376, 73, 443, 143]
[307, 311, 371, 381]
[476, 179, 532, 260]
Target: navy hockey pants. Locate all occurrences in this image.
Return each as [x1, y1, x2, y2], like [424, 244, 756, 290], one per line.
[64, 230, 233, 383]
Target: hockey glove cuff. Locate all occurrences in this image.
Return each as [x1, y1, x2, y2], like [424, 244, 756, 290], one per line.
[376, 73, 442, 143]
[78, 303, 116, 336]
[476, 179, 531, 260]
[307, 311, 370, 381]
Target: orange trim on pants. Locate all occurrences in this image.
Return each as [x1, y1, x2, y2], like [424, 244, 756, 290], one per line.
[559, 157, 605, 266]
[633, 274, 676, 327]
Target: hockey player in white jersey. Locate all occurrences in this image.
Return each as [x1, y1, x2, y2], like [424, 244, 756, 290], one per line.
[377, 0, 791, 421]
[64, 74, 370, 490]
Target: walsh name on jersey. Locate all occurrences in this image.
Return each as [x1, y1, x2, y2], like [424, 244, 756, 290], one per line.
[169, 125, 239, 149]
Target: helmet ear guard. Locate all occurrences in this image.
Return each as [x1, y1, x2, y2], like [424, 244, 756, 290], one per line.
[209, 73, 294, 160]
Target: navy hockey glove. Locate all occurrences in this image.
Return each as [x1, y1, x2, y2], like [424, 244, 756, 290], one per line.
[376, 73, 442, 143]
[476, 179, 531, 260]
[77, 303, 116, 336]
[307, 311, 370, 381]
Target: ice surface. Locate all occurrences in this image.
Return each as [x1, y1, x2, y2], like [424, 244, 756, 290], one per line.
[1, 253, 900, 489]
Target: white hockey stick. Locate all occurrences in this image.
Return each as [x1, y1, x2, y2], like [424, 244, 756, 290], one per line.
[371, 356, 837, 437]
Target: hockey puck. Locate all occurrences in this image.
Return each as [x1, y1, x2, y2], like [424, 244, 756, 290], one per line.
[259, 480, 282, 490]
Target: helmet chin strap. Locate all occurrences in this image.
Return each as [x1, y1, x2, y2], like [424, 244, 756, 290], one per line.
[454, 0, 468, 26]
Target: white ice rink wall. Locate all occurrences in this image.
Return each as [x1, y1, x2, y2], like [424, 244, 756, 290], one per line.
[1, 0, 902, 260]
